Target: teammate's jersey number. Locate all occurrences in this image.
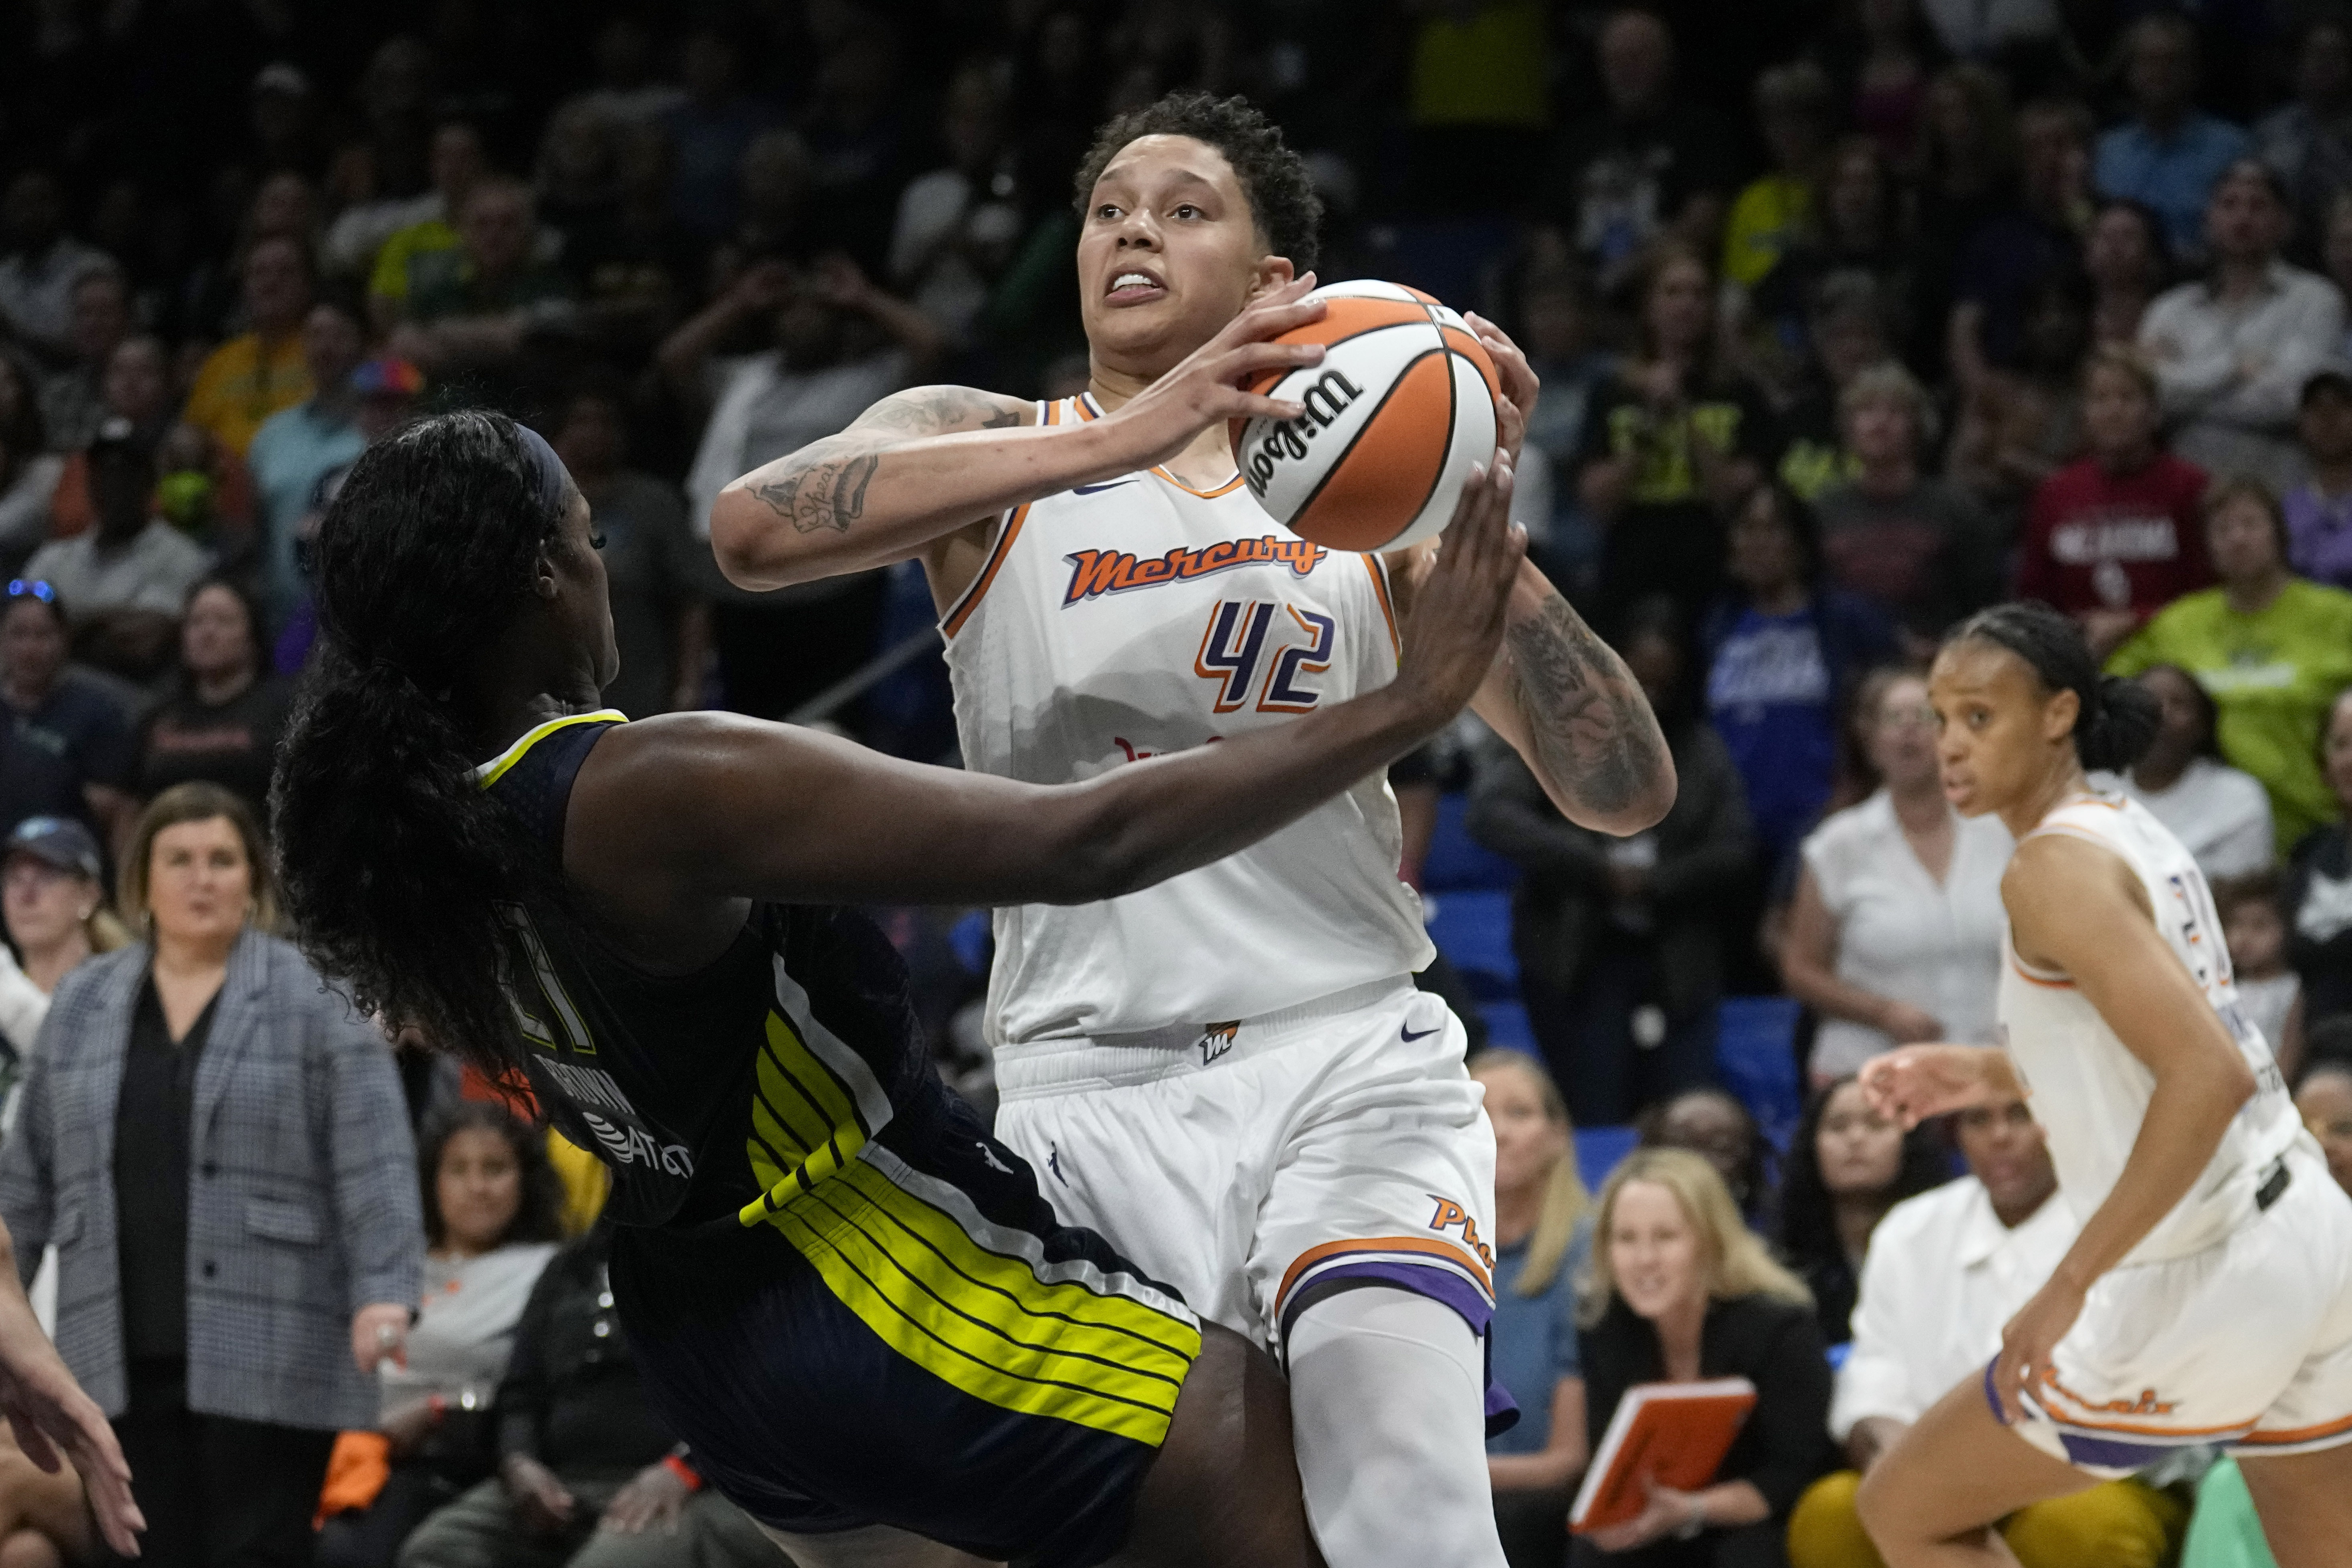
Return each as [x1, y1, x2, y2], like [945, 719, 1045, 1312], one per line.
[1193, 599, 1332, 714]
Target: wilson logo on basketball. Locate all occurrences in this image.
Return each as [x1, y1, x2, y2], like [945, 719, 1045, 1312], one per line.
[1241, 369, 1365, 499]
[1230, 278, 1500, 554]
[1060, 536, 1327, 604]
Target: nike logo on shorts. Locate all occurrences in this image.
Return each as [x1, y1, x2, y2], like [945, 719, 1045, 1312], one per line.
[1400, 1024, 1441, 1042]
[1072, 479, 1139, 495]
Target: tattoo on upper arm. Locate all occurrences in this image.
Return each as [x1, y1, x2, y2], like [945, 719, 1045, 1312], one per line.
[1502, 593, 1668, 817]
[748, 387, 1024, 534]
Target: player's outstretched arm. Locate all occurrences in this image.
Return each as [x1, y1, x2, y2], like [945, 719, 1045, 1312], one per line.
[0, 1219, 142, 1555]
[708, 278, 1331, 590]
[586, 467, 1524, 913]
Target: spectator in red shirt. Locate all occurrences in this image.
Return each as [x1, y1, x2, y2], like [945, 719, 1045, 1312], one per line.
[2017, 344, 2213, 657]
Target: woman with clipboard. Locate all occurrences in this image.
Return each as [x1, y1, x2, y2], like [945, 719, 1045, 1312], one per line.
[1572, 1148, 1833, 1564]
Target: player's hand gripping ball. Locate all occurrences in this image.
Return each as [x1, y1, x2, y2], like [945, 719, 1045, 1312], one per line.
[1229, 280, 1501, 553]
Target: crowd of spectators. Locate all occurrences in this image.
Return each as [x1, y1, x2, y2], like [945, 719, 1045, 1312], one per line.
[0, 0, 2347, 1566]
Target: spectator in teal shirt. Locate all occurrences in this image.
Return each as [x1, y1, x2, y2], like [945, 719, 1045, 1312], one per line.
[1473, 1049, 1597, 1568]
[244, 299, 364, 622]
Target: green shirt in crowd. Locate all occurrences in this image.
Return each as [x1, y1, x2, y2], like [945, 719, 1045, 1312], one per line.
[2108, 577, 2352, 852]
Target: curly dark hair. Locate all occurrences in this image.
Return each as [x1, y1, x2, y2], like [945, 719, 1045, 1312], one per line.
[1775, 1075, 1950, 1278]
[270, 410, 567, 1081]
[1071, 91, 1322, 270]
[418, 1098, 567, 1250]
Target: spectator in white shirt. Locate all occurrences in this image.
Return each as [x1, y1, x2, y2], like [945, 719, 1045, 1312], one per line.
[2139, 159, 2346, 494]
[888, 62, 1024, 350]
[0, 172, 112, 364]
[1784, 1096, 2189, 1568]
[663, 253, 941, 722]
[2118, 662, 2276, 878]
[22, 421, 213, 682]
[1780, 669, 2015, 1083]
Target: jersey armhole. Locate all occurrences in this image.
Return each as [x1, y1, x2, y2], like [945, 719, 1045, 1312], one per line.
[1363, 554, 1401, 659]
[2010, 820, 2146, 985]
[936, 398, 1058, 640]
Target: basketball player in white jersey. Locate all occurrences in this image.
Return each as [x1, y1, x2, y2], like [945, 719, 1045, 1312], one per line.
[708, 92, 1673, 1568]
[1855, 602, 2352, 1567]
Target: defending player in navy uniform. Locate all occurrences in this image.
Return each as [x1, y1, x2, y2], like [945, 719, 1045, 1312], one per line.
[270, 411, 1528, 1568]
[709, 93, 1674, 1568]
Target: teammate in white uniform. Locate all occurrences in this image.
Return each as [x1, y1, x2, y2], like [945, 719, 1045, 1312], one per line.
[708, 92, 1673, 1568]
[1856, 602, 2352, 1567]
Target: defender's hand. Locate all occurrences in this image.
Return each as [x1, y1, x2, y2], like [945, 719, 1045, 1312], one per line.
[1463, 311, 1537, 466]
[1391, 455, 1526, 726]
[1101, 275, 1328, 470]
[0, 1338, 142, 1555]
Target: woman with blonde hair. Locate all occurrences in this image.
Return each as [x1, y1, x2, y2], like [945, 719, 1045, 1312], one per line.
[1572, 1148, 1831, 1565]
[1472, 1050, 1595, 1568]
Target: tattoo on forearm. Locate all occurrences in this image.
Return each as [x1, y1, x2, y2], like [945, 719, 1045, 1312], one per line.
[1502, 593, 1668, 817]
[748, 387, 1023, 534]
[751, 442, 882, 534]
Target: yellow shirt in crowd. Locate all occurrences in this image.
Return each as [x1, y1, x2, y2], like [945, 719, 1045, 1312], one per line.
[1409, 0, 1548, 129]
[183, 331, 311, 457]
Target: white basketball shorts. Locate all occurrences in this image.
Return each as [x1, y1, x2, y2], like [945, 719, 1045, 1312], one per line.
[2003, 1140, 2352, 1473]
[992, 977, 1500, 1363]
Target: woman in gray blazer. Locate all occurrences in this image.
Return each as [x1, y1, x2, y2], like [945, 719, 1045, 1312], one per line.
[0, 781, 423, 1566]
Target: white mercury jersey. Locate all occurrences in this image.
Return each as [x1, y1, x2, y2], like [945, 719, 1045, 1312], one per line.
[1997, 791, 2302, 1265]
[942, 394, 1434, 1049]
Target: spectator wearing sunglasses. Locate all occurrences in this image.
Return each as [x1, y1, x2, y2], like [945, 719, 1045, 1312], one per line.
[0, 579, 137, 863]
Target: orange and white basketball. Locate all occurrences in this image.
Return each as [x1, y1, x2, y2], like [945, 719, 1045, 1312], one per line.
[1229, 279, 1501, 553]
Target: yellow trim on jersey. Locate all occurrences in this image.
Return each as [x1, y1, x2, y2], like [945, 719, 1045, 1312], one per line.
[765, 1170, 1195, 1445]
[739, 1001, 1199, 1445]
[473, 709, 629, 787]
[741, 1009, 873, 1213]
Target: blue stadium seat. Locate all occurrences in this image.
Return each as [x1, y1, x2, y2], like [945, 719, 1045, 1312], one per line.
[947, 909, 991, 977]
[1575, 1124, 1638, 1194]
[1479, 1001, 1537, 1055]
[1716, 995, 1805, 1152]
[1425, 889, 1517, 1000]
[1421, 792, 1518, 892]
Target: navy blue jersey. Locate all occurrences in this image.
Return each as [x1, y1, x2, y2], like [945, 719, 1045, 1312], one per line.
[476, 711, 1200, 1566]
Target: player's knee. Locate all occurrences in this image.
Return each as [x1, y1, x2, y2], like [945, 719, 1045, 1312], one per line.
[1851, 1460, 1911, 1551]
[1785, 1471, 1884, 1568]
[1288, 1288, 1499, 1568]
[2001, 1481, 2183, 1568]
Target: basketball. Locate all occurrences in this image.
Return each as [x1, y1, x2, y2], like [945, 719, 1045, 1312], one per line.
[1228, 280, 1502, 554]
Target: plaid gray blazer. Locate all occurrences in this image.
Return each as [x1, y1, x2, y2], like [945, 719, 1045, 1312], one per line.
[0, 928, 422, 1429]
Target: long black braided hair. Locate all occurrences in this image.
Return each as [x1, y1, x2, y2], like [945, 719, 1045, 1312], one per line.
[270, 410, 571, 1079]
